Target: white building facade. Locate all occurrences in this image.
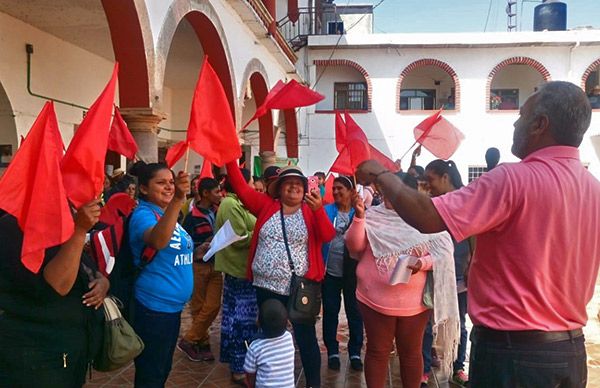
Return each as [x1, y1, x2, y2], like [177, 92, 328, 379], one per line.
[299, 30, 600, 181]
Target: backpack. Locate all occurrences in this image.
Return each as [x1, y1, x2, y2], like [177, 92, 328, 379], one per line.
[89, 211, 160, 321]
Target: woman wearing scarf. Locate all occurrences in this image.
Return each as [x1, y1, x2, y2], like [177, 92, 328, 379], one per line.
[345, 179, 459, 388]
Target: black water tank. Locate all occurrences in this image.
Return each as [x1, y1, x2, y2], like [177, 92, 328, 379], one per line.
[534, 1, 567, 31]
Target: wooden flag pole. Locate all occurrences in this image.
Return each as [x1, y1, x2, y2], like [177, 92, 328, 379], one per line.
[398, 140, 419, 162]
[183, 146, 190, 172]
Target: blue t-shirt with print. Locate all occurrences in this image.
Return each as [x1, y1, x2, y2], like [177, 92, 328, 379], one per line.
[128, 200, 194, 313]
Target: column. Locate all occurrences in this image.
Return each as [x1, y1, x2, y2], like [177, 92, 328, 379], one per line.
[119, 107, 166, 163]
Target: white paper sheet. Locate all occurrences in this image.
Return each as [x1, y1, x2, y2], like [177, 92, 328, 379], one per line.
[389, 254, 418, 285]
[202, 219, 247, 262]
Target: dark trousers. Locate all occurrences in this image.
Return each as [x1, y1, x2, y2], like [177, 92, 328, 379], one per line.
[321, 273, 363, 358]
[133, 299, 181, 388]
[423, 291, 468, 373]
[469, 329, 587, 388]
[255, 287, 321, 388]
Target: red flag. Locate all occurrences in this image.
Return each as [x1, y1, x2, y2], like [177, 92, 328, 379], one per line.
[323, 174, 335, 205]
[335, 111, 346, 152]
[414, 110, 464, 159]
[244, 80, 324, 128]
[288, 0, 299, 23]
[0, 102, 74, 273]
[61, 63, 119, 208]
[344, 112, 370, 168]
[369, 145, 398, 172]
[199, 159, 214, 178]
[165, 140, 189, 168]
[187, 57, 241, 166]
[108, 107, 138, 159]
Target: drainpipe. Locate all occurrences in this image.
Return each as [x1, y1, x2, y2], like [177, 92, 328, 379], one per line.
[26, 44, 89, 111]
[567, 40, 580, 82]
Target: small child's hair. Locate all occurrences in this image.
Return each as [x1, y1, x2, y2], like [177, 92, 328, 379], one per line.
[259, 299, 288, 338]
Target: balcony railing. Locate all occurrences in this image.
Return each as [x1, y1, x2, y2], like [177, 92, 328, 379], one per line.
[278, 7, 345, 51]
[244, 0, 298, 64]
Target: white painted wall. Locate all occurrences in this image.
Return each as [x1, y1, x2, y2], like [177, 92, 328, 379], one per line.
[0, 11, 116, 150]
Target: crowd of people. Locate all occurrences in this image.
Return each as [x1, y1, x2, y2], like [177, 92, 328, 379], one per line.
[0, 80, 599, 388]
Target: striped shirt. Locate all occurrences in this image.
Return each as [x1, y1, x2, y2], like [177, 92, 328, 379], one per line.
[243, 331, 295, 387]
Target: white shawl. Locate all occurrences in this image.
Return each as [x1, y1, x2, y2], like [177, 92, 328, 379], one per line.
[364, 204, 460, 376]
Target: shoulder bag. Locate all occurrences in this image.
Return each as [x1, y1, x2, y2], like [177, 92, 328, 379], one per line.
[280, 207, 322, 325]
[94, 296, 145, 371]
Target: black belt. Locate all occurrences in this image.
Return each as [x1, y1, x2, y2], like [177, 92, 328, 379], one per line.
[472, 326, 583, 345]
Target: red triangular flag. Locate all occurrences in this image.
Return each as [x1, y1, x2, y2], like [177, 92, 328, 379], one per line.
[344, 113, 370, 168]
[288, 0, 299, 23]
[0, 102, 74, 273]
[165, 141, 189, 168]
[335, 111, 346, 152]
[61, 63, 119, 208]
[369, 145, 398, 172]
[187, 57, 241, 166]
[323, 174, 335, 205]
[108, 107, 138, 159]
[414, 111, 464, 160]
[329, 147, 355, 175]
[244, 80, 324, 128]
[200, 159, 214, 178]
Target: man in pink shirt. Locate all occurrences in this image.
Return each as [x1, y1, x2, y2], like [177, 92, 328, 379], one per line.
[357, 81, 600, 387]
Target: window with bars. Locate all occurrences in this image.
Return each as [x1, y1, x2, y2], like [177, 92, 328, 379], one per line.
[400, 89, 436, 110]
[334, 82, 368, 110]
[490, 89, 519, 110]
[468, 166, 486, 183]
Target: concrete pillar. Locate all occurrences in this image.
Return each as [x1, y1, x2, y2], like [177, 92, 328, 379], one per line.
[120, 107, 166, 163]
[259, 150, 277, 172]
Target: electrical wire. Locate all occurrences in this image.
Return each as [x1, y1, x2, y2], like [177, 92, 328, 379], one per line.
[312, 0, 387, 90]
[484, 0, 494, 32]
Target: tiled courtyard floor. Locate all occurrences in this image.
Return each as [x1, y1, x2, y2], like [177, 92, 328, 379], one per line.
[86, 284, 600, 387]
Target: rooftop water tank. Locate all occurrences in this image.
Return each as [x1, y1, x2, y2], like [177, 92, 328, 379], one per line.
[534, 0, 567, 31]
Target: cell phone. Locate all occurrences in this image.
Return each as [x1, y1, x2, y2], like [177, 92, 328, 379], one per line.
[307, 176, 319, 194]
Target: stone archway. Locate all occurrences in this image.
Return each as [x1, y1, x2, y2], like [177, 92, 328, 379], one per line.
[397, 59, 460, 112]
[156, 0, 236, 120]
[0, 81, 18, 175]
[487, 57, 551, 111]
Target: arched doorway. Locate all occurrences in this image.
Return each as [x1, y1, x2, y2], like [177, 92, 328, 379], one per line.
[159, 9, 235, 173]
[0, 82, 18, 176]
[582, 59, 600, 110]
[397, 59, 459, 112]
[487, 57, 551, 111]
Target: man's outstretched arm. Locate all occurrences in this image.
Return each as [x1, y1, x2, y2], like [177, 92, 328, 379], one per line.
[356, 160, 447, 233]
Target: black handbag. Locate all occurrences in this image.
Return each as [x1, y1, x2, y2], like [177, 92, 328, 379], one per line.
[280, 207, 322, 325]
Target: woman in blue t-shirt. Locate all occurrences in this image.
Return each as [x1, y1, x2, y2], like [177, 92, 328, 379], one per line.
[128, 162, 193, 387]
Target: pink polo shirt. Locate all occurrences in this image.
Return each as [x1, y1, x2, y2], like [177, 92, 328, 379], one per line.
[432, 146, 600, 331]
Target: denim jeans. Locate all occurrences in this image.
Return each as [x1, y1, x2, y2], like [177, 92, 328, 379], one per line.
[255, 287, 321, 388]
[469, 329, 587, 388]
[321, 273, 363, 358]
[133, 300, 181, 388]
[423, 291, 468, 373]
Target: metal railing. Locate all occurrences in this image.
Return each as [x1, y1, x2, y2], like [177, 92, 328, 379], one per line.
[277, 7, 344, 51]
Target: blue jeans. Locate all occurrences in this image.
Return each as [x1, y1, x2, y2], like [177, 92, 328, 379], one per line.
[255, 287, 321, 387]
[322, 273, 363, 358]
[469, 329, 587, 387]
[133, 300, 181, 388]
[423, 291, 468, 373]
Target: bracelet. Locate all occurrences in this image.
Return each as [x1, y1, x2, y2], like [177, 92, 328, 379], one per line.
[373, 170, 392, 182]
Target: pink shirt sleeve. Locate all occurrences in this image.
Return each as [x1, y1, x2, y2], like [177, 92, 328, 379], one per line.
[345, 216, 367, 259]
[431, 165, 516, 242]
